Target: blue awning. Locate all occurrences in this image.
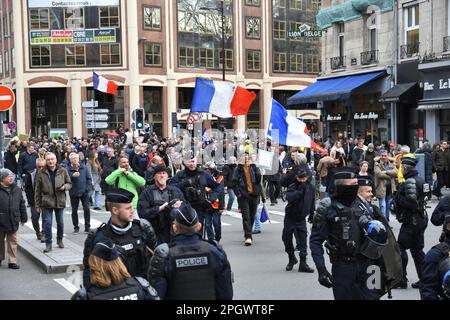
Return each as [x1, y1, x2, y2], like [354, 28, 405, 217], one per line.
[287, 71, 385, 106]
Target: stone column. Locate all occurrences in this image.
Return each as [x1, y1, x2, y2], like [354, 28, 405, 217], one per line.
[13, 0, 25, 134]
[70, 73, 82, 138]
[127, 0, 140, 121]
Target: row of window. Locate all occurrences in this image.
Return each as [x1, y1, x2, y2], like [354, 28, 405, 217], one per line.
[29, 6, 120, 30]
[273, 0, 321, 10]
[0, 48, 15, 74]
[31, 44, 120, 67]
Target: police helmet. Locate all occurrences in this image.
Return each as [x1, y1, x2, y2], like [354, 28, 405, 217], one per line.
[360, 220, 389, 260]
[438, 257, 450, 299]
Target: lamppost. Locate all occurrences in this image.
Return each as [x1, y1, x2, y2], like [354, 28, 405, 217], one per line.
[200, 0, 227, 130]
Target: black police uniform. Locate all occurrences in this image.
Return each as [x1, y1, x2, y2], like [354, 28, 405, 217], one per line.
[420, 239, 450, 300]
[431, 195, 450, 242]
[394, 166, 429, 286]
[138, 173, 186, 244]
[147, 205, 233, 300]
[309, 171, 382, 300]
[82, 190, 158, 288]
[283, 170, 315, 272]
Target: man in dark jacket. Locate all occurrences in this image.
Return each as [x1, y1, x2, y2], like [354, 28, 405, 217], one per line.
[415, 140, 433, 198]
[283, 168, 315, 273]
[18, 144, 39, 183]
[222, 156, 237, 213]
[432, 141, 448, 197]
[361, 143, 378, 175]
[68, 153, 92, 233]
[0, 169, 27, 269]
[232, 152, 265, 246]
[4, 145, 18, 174]
[138, 165, 185, 244]
[101, 148, 118, 195]
[132, 146, 149, 178]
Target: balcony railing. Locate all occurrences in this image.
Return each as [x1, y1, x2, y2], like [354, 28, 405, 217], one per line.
[361, 50, 379, 65]
[400, 42, 420, 59]
[330, 56, 346, 70]
[444, 36, 450, 52]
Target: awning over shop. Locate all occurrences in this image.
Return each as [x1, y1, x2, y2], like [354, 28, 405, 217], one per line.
[287, 71, 385, 106]
[379, 82, 418, 103]
[417, 100, 450, 110]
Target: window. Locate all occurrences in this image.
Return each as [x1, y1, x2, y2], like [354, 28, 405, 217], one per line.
[290, 53, 303, 72]
[143, 6, 161, 30]
[0, 53, 3, 74]
[31, 45, 51, 67]
[274, 0, 286, 8]
[64, 8, 84, 29]
[247, 50, 261, 71]
[337, 23, 345, 57]
[11, 48, 15, 69]
[220, 49, 234, 70]
[245, 0, 260, 6]
[99, 6, 120, 28]
[306, 54, 318, 72]
[274, 20, 286, 40]
[29, 9, 50, 30]
[65, 45, 86, 66]
[179, 47, 195, 67]
[290, 0, 303, 10]
[100, 44, 121, 65]
[274, 52, 286, 72]
[144, 42, 162, 66]
[404, 5, 419, 47]
[4, 51, 9, 73]
[199, 48, 214, 68]
[9, 12, 13, 35]
[246, 17, 261, 39]
[308, 0, 321, 10]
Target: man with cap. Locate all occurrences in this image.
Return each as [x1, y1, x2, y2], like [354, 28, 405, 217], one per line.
[138, 165, 185, 244]
[82, 189, 158, 288]
[283, 168, 315, 273]
[309, 169, 382, 300]
[420, 213, 450, 300]
[72, 240, 160, 300]
[393, 154, 429, 289]
[0, 169, 27, 269]
[147, 203, 233, 300]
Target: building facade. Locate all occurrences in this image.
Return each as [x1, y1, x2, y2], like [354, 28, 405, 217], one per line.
[288, 0, 396, 144]
[0, 0, 321, 138]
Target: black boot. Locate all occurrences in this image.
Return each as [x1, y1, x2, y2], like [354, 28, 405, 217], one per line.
[298, 256, 315, 273]
[285, 254, 298, 271]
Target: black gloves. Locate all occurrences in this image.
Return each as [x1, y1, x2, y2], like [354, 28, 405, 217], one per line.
[168, 199, 180, 209]
[318, 268, 333, 288]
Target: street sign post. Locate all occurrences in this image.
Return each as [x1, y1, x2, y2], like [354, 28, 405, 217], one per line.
[7, 121, 16, 131]
[86, 122, 108, 129]
[86, 108, 109, 113]
[0, 86, 15, 168]
[82, 101, 98, 108]
[86, 114, 109, 121]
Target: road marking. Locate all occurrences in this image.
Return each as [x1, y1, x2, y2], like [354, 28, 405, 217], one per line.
[223, 211, 280, 224]
[222, 222, 231, 226]
[54, 278, 78, 295]
[79, 218, 105, 229]
[269, 210, 285, 217]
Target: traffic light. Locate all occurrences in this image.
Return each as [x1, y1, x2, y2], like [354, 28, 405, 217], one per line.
[135, 109, 144, 130]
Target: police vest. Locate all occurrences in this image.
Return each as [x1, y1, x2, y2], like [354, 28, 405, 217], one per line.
[101, 221, 149, 279]
[327, 201, 363, 261]
[166, 240, 216, 300]
[178, 170, 207, 207]
[88, 277, 146, 300]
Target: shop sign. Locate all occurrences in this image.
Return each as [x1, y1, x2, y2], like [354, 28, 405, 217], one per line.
[28, 0, 119, 8]
[326, 114, 343, 121]
[288, 23, 323, 38]
[30, 28, 116, 45]
[353, 112, 379, 120]
[421, 68, 450, 102]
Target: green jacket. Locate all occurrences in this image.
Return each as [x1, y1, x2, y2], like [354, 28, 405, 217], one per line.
[105, 168, 145, 208]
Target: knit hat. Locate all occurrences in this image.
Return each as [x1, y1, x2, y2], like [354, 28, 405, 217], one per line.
[0, 168, 15, 181]
[368, 143, 374, 149]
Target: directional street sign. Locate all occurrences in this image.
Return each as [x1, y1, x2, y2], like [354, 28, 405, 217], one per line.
[82, 101, 98, 108]
[86, 122, 108, 129]
[85, 108, 109, 113]
[86, 114, 109, 121]
[0, 86, 15, 111]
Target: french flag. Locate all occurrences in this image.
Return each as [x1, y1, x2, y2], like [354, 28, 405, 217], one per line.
[190, 78, 256, 118]
[267, 99, 328, 155]
[93, 72, 118, 95]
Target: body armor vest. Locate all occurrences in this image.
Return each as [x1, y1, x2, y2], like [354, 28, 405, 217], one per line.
[167, 240, 216, 300]
[88, 277, 145, 300]
[102, 221, 149, 279]
[179, 171, 207, 207]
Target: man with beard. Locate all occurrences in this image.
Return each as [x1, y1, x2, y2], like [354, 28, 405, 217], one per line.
[283, 168, 315, 273]
[309, 170, 382, 300]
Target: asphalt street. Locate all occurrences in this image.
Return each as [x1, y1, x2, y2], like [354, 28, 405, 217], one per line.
[0, 192, 444, 300]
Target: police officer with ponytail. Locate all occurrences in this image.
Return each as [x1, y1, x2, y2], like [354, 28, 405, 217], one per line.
[147, 203, 233, 300]
[309, 171, 384, 300]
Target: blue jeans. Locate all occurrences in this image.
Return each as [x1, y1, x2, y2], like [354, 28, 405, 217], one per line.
[212, 210, 222, 242]
[42, 208, 64, 245]
[226, 188, 236, 211]
[378, 195, 392, 222]
[253, 206, 262, 232]
[92, 190, 101, 208]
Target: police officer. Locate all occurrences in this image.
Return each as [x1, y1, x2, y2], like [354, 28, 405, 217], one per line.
[309, 171, 382, 300]
[420, 213, 450, 300]
[205, 162, 225, 242]
[283, 168, 315, 273]
[83, 189, 158, 288]
[393, 155, 429, 289]
[72, 240, 159, 300]
[170, 154, 223, 239]
[138, 165, 185, 244]
[147, 203, 233, 300]
[431, 195, 450, 243]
